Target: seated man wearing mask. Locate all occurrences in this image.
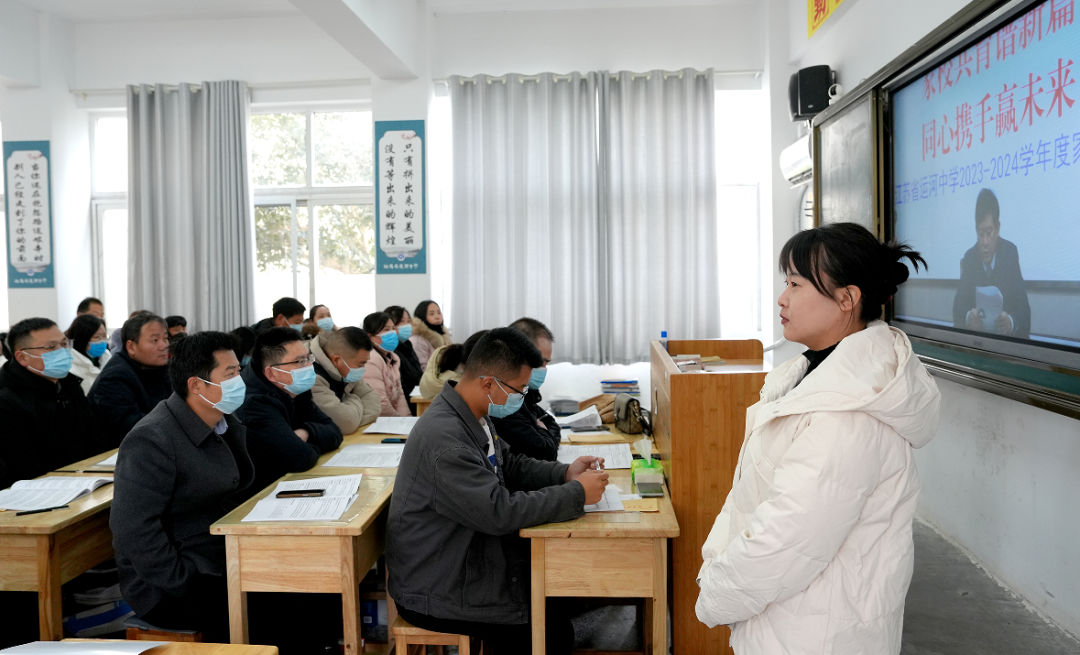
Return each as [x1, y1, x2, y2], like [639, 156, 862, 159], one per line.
[489, 318, 562, 461]
[251, 297, 307, 335]
[111, 331, 253, 642]
[89, 313, 172, 447]
[0, 318, 107, 489]
[309, 327, 381, 434]
[235, 327, 343, 497]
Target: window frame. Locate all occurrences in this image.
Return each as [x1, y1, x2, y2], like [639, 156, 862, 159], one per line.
[89, 111, 129, 307]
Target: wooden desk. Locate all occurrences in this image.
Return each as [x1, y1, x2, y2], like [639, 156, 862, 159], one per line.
[65, 639, 278, 655]
[0, 476, 115, 640]
[409, 396, 432, 416]
[55, 449, 118, 474]
[210, 448, 394, 655]
[520, 471, 680, 655]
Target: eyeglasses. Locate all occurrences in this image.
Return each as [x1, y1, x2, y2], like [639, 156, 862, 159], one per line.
[273, 354, 315, 368]
[482, 376, 528, 396]
[20, 340, 71, 353]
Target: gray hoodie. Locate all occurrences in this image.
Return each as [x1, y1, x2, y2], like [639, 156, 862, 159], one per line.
[387, 381, 586, 624]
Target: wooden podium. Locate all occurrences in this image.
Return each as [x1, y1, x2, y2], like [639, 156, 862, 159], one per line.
[650, 339, 770, 655]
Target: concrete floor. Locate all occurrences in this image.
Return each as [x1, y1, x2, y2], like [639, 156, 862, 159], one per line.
[566, 518, 1080, 654]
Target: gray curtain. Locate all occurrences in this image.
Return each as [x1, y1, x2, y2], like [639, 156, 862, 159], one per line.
[600, 69, 720, 363]
[448, 73, 603, 363]
[127, 80, 255, 332]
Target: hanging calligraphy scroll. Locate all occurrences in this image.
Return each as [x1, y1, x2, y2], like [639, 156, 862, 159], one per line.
[808, 0, 846, 38]
[374, 120, 427, 275]
[4, 141, 54, 288]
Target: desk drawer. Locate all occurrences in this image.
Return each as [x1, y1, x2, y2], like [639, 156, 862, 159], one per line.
[543, 538, 655, 597]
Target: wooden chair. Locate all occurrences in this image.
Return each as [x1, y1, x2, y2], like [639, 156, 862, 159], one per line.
[392, 615, 479, 655]
[124, 616, 202, 642]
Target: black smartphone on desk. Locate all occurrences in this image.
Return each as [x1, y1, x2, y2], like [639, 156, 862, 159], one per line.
[381, 437, 407, 443]
[276, 489, 324, 498]
[570, 426, 610, 433]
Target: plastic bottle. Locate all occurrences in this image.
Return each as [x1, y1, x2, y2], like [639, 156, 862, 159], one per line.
[660, 330, 668, 352]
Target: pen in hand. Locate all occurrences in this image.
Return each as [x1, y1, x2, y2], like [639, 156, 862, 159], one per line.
[16, 505, 69, 516]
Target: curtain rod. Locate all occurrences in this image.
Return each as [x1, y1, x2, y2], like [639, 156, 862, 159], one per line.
[71, 78, 370, 100]
[442, 69, 761, 85]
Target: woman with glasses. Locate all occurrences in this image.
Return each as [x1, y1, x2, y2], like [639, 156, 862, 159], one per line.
[65, 313, 111, 395]
[361, 312, 411, 417]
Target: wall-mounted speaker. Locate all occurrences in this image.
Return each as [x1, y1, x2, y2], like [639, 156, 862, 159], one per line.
[789, 65, 835, 122]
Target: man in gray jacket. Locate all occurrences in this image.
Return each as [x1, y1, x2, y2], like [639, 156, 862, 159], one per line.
[387, 328, 609, 653]
[111, 331, 254, 641]
[308, 327, 381, 433]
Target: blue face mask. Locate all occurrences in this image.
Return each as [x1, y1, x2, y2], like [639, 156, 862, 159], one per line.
[198, 374, 247, 415]
[241, 355, 252, 367]
[316, 318, 335, 332]
[529, 367, 547, 391]
[290, 322, 304, 332]
[397, 324, 412, 341]
[378, 331, 399, 352]
[487, 378, 525, 419]
[27, 347, 74, 379]
[337, 357, 365, 383]
[274, 364, 317, 395]
[88, 341, 109, 359]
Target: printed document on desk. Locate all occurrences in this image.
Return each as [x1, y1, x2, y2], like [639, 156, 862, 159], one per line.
[325, 443, 405, 468]
[363, 416, 420, 435]
[242, 474, 364, 522]
[556, 405, 602, 429]
[557, 443, 634, 469]
[0, 476, 113, 511]
[584, 485, 625, 512]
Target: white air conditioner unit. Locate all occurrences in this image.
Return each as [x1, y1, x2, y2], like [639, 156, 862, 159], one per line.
[779, 135, 812, 187]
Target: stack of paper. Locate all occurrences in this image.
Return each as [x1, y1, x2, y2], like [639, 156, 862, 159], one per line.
[94, 453, 118, 467]
[584, 485, 626, 512]
[242, 474, 363, 522]
[555, 405, 603, 429]
[324, 443, 406, 468]
[0, 477, 113, 511]
[363, 417, 420, 435]
[557, 443, 634, 469]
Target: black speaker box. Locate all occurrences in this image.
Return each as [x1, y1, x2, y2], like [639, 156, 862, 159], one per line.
[789, 65, 834, 121]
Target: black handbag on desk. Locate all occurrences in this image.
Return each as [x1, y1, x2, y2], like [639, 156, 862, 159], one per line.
[614, 393, 652, 435]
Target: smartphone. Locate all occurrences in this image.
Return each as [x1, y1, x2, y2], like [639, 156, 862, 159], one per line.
[276, 489, 325, 498]
[636, 482, 664, 497]
[381, 437, 407, 443]
[570, 426, 610, 433]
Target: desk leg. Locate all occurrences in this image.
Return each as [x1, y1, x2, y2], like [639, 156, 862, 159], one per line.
[36, 535, 62, 640]
[651, 538, 667, 655]
[531, 539, 546, 655]
[225, 536, 249, 644]
[341, 538, 361, 655]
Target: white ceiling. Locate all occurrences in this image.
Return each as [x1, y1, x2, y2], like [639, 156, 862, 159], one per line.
[15, 0, 301, 23]
[428, 0, 754, 13]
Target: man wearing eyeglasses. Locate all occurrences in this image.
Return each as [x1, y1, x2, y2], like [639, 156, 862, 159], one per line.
[234, 327, 343, 499]
[0, 318, 107, 490]
[387, 328, 609, 654]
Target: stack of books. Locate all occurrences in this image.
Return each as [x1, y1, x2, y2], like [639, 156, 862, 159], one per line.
[601, 379, 640, 397]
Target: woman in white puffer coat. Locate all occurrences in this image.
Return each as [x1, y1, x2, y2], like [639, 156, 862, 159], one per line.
[696, 222, 941, 655]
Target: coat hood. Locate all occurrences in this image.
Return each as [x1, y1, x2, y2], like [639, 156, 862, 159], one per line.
[758, 321, 940, 449]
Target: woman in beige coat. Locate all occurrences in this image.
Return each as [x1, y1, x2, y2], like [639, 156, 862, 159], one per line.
[409, 300, 453, 369]
[361, 312, 411, 417]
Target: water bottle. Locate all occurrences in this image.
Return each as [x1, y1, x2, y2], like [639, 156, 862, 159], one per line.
[660, 330, 668, 352]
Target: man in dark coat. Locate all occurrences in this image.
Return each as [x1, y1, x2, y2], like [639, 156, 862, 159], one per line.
[234, 327, 342, 499]
[0, 318, 107, 489]
[250, 297, 306, 335]
[952, 188, 1031, 338]
[111, 331, 254, 641]
[387, 328, 609, 653]
[489, 317, 562, 461]
[88, 313, 172, 447]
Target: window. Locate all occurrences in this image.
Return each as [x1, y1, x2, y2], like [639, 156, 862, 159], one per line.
[715, 90, 769, 339]
[0, 121, 7, 330]
[251, 109, 376, 327]
[89, 113, 129, 330]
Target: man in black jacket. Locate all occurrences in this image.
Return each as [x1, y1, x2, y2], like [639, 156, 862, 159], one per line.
[0, 318, 107, 490]
[387, 328, 608, 653]
[235, 327, 342, 498]
[88, 313, 172, 447]
[489, 317, 562, 461]
[250, 297, 306, 335]
[952, 188, 1031, 338]
[111, 331, 254, 640]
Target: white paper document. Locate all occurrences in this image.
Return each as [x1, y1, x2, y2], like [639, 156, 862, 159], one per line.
[0, 476, 113, 511]
[95, 453, 119, 467]
[363, 417, 420, 435]
[555, 405, 603, 429]
[0, 641, 169, 655]
[324, 444, 406, 468]
[584, 485, 626, 512]
[975, 285, 1004, 323]
[557, 443, 634, 469]
[242, 474, 364, 522]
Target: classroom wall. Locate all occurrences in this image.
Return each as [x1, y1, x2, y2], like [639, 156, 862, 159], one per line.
[787, 0, 1080, 637]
